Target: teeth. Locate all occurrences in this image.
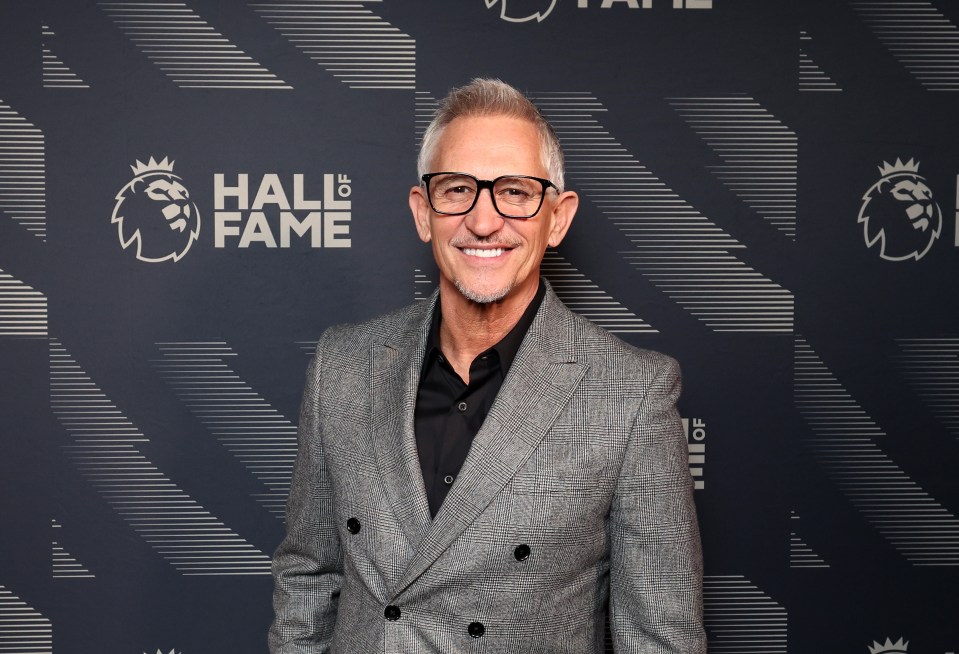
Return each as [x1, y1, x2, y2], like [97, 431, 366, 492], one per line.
[462, 248, 505, 258]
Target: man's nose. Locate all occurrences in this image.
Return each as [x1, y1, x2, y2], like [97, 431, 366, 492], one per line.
[464, 188, 506, 237]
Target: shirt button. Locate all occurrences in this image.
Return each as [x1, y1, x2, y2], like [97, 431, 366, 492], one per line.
[457, 401, 468, 412]
[514, 543, 531, 561]
[384, 605, 401, 621]
[346, 518, 361, 534]
[443, 474, 455, 485]
[468, 621, 485, 638]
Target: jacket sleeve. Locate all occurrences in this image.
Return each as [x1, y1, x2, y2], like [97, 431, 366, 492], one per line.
[269, 333, 343, 653]
[608, 356, 707, 653]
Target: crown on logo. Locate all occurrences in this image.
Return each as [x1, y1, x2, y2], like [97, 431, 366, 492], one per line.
[877, 158, 921, 178]
[868, 637, 909, 654]
[130, 156, 175, 176]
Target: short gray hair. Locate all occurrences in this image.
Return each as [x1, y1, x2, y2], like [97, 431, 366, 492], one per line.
[417, 78, 566, 192]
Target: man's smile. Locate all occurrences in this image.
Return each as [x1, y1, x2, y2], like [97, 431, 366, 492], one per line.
[458, 246, 513, 258]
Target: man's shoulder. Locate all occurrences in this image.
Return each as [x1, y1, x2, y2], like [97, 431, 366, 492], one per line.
[548, 294, 678, 377]
[317, 299, 430, 352]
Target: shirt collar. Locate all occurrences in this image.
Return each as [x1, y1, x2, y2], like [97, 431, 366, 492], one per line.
[423, 278, 546, 377]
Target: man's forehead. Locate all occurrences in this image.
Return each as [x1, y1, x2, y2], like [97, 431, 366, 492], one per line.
[433, 115, 545, 171]
[443, 113, 537, 135]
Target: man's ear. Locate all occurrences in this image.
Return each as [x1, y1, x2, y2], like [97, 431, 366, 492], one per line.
[546, 190, 578, 248]
[409, 185, 432, 243]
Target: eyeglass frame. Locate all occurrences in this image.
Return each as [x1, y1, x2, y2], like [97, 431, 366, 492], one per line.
[420, 172, 558, 220]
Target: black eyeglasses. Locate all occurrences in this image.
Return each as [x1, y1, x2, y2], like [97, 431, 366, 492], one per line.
[421, 172, 557, 219]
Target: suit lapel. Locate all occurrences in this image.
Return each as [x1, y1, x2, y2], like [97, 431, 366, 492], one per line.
[395, 288, 588, 594]
[370, 297, 434, 552]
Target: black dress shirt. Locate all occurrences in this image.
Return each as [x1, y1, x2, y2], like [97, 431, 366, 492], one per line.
[415, 281, 546, 518]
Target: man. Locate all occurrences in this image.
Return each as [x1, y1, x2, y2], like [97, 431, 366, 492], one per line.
[270, 78, 706, 653]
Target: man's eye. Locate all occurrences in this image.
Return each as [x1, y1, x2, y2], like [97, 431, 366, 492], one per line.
[499, 186, 533, 200]
[447, 185, 472, 195]
[507, 188, 531, 197]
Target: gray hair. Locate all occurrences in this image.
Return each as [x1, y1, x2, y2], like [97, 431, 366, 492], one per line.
[417, 78, 566, 192]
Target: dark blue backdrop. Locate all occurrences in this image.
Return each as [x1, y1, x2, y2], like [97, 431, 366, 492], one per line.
[0, 1, 956, 652]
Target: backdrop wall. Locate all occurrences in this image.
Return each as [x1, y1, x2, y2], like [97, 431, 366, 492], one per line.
[0, 1, 956, 652]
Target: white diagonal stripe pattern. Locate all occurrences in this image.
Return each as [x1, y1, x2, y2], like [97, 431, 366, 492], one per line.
[152, 341, 298, 518]
[894, 337, 959, 438]
[0, 586, 52, 654]
[794, 336, 959, 565]
[49, 339, 272, 575]
[852, 0, 959, 91]
[253, 0, 415, 90]
[0, 268, 47, 338]
[541, 250, 656, 333]
[0, 100, 46, 240]
[669, 94, 798, 239]
[42, 24, 90, 89]
[99, 1, 291, 89]
[534, 92, 794, 333]
[789, 511, 829, 568]
[703, 575, 787, 653]
[414, 90, 437, 147]
[799, 30, 842, 92]
[51, 519, 95, 579]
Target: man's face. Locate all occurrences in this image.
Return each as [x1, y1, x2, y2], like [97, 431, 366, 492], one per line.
[409, 115, 577, 306]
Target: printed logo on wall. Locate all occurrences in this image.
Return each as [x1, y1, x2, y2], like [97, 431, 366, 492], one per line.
[112, 157, 201, 263]
[144, 650, 180, 654]
[213, 173, 352, 249]
[858, 158, 942, 262]
[682, 417, 705, 490]
[868, 637, 908, 653]
[485, 0, 712, 24]
[485, 0, 557, 22]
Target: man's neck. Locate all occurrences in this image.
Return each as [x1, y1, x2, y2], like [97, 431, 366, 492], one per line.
[437, 279, 539, 384]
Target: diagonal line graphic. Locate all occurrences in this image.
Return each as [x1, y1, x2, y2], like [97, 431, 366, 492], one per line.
[99, 1, 292, 89]
[0, 585, 52, 653]
[893, 337, 959, 440]
[252, 0, 415, 90]
[0, 100, 46, 241]
[703, 575, 787, 653]
[668, 94, 798, 239]
[41, 24, 90, 89]
[541, 250, 657, 333]
[51, 519, 95, 579]
[0, 267, 47, 338]
[534, 92, 794, 333]
[852, 0, 959, 91]
[789, 511, 830, 568]
[794, 335, 959, 565]
[414, 89, 436, 145]
[151, 341, 298, 518]
[49, 339, 272, 575]
[799, 30, 842, 93]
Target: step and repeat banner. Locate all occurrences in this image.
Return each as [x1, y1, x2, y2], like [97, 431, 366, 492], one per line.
[0, 0, 957, 652]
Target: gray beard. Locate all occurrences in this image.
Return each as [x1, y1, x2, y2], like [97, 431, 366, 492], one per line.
[454, 278, 513, 305]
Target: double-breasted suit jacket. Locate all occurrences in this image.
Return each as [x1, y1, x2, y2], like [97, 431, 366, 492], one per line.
[270, 283, 706, 653]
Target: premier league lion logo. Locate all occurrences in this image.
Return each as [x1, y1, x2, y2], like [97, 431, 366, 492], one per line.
[858, 158, 942, 262]
[867, 637, 909, 654]
[485, 0, 558, 23]
[111, 157, 200, 263]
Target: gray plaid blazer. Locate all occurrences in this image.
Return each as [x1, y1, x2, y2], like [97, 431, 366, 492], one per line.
[270, 283, 705, 653]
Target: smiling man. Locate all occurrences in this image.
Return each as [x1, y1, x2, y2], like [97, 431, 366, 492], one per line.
[270, 78, 706, 654]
